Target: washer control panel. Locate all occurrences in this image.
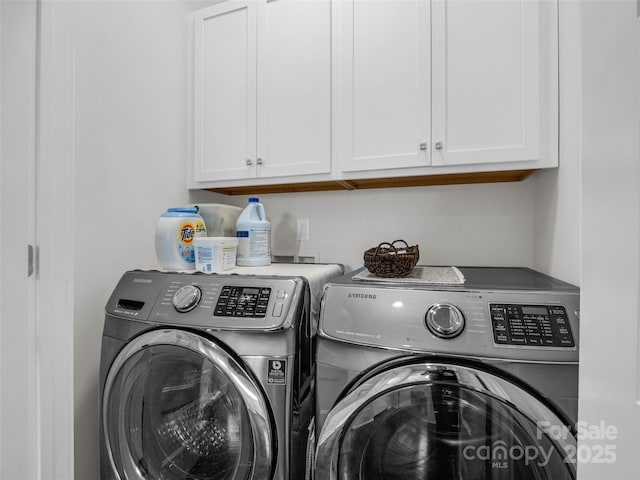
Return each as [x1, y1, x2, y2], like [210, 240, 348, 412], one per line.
[214, 286, 272, 318]
[105, 271, 303, 330]
[490, 304, 575, 348]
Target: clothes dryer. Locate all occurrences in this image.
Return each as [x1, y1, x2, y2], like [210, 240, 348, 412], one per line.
[315, 267, 579, 480]
[100, 263, 342, 480]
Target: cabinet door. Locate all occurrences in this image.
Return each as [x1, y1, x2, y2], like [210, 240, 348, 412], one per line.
[192, 1, 257, 181]
[256, 0, 331, 178]
[431, 0, 549, 166]
[335, 0, 431, 173]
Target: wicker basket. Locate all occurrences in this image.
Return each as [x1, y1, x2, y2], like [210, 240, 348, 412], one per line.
[363, 240, 420, 278]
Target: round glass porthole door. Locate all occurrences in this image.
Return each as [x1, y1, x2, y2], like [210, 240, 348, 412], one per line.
[316, 362, 576, 480]
[103, 330, 273, 480]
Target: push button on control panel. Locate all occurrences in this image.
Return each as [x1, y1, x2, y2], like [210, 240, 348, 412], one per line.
[490, 304, 575, 348]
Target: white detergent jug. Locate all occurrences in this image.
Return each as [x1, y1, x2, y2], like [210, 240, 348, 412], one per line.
[236, 197, 271, 266]
[155, 207, 207, 270]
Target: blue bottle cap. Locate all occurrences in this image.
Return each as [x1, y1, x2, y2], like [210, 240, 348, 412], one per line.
[249, 197, 259, 203]
[162, 207, 200, 217]
[167, 207, 198, 213]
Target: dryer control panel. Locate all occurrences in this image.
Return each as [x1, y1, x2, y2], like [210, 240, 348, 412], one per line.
[490, 304, 575, 348]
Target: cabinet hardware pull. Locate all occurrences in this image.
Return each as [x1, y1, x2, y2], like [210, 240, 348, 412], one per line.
[435, 142, 443, 151]
[246, 158, 253, 166]
[256, 157, 263, 166]
[28, 244, 34, 277]
[419, 142, 428, 151]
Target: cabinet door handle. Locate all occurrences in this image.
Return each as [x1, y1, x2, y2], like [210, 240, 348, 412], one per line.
[435, 141, 443, 151]
[419, 142, 428, 151]
[246, 158, 253, 166]
[256, 157, 263, 166]
[28, 244, 34, 277]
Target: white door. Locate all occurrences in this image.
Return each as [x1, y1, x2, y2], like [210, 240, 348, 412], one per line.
[1, 1, 74, 478]
[334, 0, 431, 173]
[192, 0, 257, 182]
[0, 1, 39, 477]
[256, 0, 331, 178]
[431, 0, 548, 167]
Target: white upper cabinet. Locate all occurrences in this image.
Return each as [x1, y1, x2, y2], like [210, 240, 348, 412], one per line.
[193, 0, 256, 182]
[256, 0, 331, 178]
[333, 0, 431, 173]
[334, 0, 558, 175]
[431, 0, 551, 167]
[191, 0, 331, 183]
[190, 0, 558, 192]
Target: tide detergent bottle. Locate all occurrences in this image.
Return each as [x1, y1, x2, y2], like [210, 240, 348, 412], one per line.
[155, 207, 207, 270]
[236, 198, 271, 266]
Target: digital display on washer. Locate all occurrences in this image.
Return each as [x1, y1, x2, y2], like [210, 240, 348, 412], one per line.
[214, 286, 271, 317]
[490, 304, 575, 348]
[521, 305, 548, 316]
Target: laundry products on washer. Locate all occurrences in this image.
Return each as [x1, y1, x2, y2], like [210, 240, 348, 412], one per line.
[155, 207, 206, 270]
[236, 197, 271, 267]
[194, 236, 238, 273]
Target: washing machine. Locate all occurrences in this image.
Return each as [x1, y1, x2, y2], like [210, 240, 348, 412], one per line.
[315, 266, 580, 480]
[100, 263, 342, 480]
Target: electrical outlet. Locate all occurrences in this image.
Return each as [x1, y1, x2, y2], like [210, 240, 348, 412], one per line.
[297, 252, 319, 263]
[296, 219, 310, 241]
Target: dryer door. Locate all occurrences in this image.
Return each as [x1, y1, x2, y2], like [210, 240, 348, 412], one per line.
[103, 329, 274, 480]
[316, 361, 576, 480]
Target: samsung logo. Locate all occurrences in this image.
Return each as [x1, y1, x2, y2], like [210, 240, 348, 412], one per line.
[347, 292, 377, 300]
[133, 278, 152, 284]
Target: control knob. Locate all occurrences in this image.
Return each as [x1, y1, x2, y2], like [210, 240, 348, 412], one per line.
[425, 303, 465, 338]
[172, 285, 202, 313]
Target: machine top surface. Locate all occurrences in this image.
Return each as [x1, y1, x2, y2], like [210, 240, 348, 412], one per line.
[335, 266, 578, 293]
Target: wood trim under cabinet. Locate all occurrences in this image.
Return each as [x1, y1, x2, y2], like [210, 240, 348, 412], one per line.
[204, 169, 538, 195]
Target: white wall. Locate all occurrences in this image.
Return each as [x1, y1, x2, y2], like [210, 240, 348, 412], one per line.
[73, 1, 207, 477]
[195, 181, 538, 272]
[72, 1, 581, 479]
[533, 0, 581, 287]
[579, 0, 640, 477]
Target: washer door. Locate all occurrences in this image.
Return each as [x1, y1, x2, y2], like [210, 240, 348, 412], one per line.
[316, 361, 576, 480]
[103, 329, 274, 480]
